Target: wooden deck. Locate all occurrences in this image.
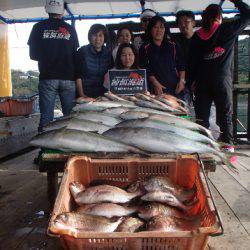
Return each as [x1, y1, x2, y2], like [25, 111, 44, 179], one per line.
[0, 149, 249, 249]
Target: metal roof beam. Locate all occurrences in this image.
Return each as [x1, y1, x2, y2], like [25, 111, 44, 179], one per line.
[0, 15, 8, 23]
[5, 9, 240, 24]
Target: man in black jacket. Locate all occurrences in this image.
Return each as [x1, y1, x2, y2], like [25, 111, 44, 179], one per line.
[189, 0, 250, 149]
[28, 0, 79, 132]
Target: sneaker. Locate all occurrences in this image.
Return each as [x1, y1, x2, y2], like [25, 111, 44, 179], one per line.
[221, 145, 237, 164]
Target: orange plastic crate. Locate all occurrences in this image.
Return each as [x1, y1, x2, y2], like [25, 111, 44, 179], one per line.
[48, 155, 222, 250]
[8, 98, 34, 116]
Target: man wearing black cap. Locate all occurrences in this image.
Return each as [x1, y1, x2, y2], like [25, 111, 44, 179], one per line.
[28, 0, 79, 132]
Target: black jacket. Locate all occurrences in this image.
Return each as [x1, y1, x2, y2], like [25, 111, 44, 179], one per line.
[28, 18, 79, 81]
[188, 0, 250, 85]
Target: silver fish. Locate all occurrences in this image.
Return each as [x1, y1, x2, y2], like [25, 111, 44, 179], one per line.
[116, 217, 144, 232]
[30, 128, 145, 154]
[44, 117, 111, 134]
[104, 92, 135, 105]
[141, 191, 189, 210]
[149, 114, 214, 140]
[115, 118, 219, 149]
[120, 111, 150, 120]
[73, 101, 122, 112]
[103, 107, 131, 116]
[103, 127, 224, 159]
[76, 203, 137, 218]
[75, 111, 122, 126]
[135, 100, 175, 113]
[52, 212, 123, 234]
[70, 182, 141, 205]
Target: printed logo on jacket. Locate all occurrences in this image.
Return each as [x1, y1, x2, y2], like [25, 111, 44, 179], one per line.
[43, 27, 70, 40]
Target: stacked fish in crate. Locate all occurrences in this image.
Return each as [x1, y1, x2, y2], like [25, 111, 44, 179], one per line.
[48, 156, 222, 250]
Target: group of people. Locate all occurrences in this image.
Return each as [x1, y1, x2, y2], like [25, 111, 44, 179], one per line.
[28, 0, 250, 149]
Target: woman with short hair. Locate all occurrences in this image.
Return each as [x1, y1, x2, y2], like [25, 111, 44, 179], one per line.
[75, 24, 112, 99]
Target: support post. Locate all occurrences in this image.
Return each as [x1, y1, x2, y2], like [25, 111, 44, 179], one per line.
[0, 21, 12, 97]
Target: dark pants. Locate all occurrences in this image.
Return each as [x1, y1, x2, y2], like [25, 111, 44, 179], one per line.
[194, 76, 233, 144]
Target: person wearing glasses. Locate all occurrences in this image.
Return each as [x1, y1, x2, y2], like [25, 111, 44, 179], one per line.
[175, 10, 196, 104]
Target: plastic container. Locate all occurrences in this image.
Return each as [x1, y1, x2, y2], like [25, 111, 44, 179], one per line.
[0, 97, 10, 116]
[8, 98, 35, 116]
[48, 155, 222, 250]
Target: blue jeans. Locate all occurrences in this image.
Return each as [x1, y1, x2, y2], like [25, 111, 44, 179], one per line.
[38, 79, 76, 132]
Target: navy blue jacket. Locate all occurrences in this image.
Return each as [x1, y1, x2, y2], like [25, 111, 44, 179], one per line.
[75, 44, 112, 98]
[140, 40, 185, 95]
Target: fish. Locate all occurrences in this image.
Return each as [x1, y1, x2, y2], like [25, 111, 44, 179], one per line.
[103, 127, 223, 158]
[143, 176, 196, 202]
[120, 111, 150, 120]
[73, 101, 122, 112]
[115, 118, 219, 150]
[30, 128, 145, 154]
[141, 191, 190, 210]
[157, 97, 188, 113]
[116, 217, 144, 232]
[135, 93, 182, 113]
[104, 92, 135, 105]
[160, 94, 188, 108]
[74, 111, 122, 126]
[149, 114, 215, 140]
[132, 107, 177, 116]
[147, 215, 200, 232]
[44, 117, 111, 134]
[103, 107, 131, 116]
[52, 212, 123, 234]
[69, 182, 141, 205]
[138, 202, 187, 220]
[76, 203, 137, 218]
[134, 100, 175, 113]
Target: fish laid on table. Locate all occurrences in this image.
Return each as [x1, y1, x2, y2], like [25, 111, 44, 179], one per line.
[44, 117, 111, 134]
[73, 100, 135, 112]
[76, 203, 137, 218]
[115, 118, 219, 150]
[147, 215, 200, 232]
[103, 107, 131, 116]
[74, 111, 122, 126]
[103, 127, 223, 159]
[52, 212, 123, 234]
[135, 93, 182, 113]
[141, 191, 191, 210]
[30, 128, 145, 154]
[70, 182, 141, 205]
[104, 92, 135, 105]
[148, 114, 214, 140]
[116, 217, 144, 233]
[120, 111, 150, 120]
[138, 202, 187, 220]
[135, 100, 176, 113]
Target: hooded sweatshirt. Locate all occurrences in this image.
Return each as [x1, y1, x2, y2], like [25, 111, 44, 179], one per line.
[188, 0, 250, 84]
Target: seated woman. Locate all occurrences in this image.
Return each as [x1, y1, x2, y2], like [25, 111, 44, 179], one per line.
[112, 27, 133, 61]
[104, 43, 139, 89]
[75, 24, 112, 99]
[140, 16, 186, 99]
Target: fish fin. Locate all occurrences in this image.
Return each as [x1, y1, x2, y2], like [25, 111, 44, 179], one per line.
[69, 182, 85, 198]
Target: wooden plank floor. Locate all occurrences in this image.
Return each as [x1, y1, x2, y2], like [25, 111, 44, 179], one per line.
[0, 149, 250, 250]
